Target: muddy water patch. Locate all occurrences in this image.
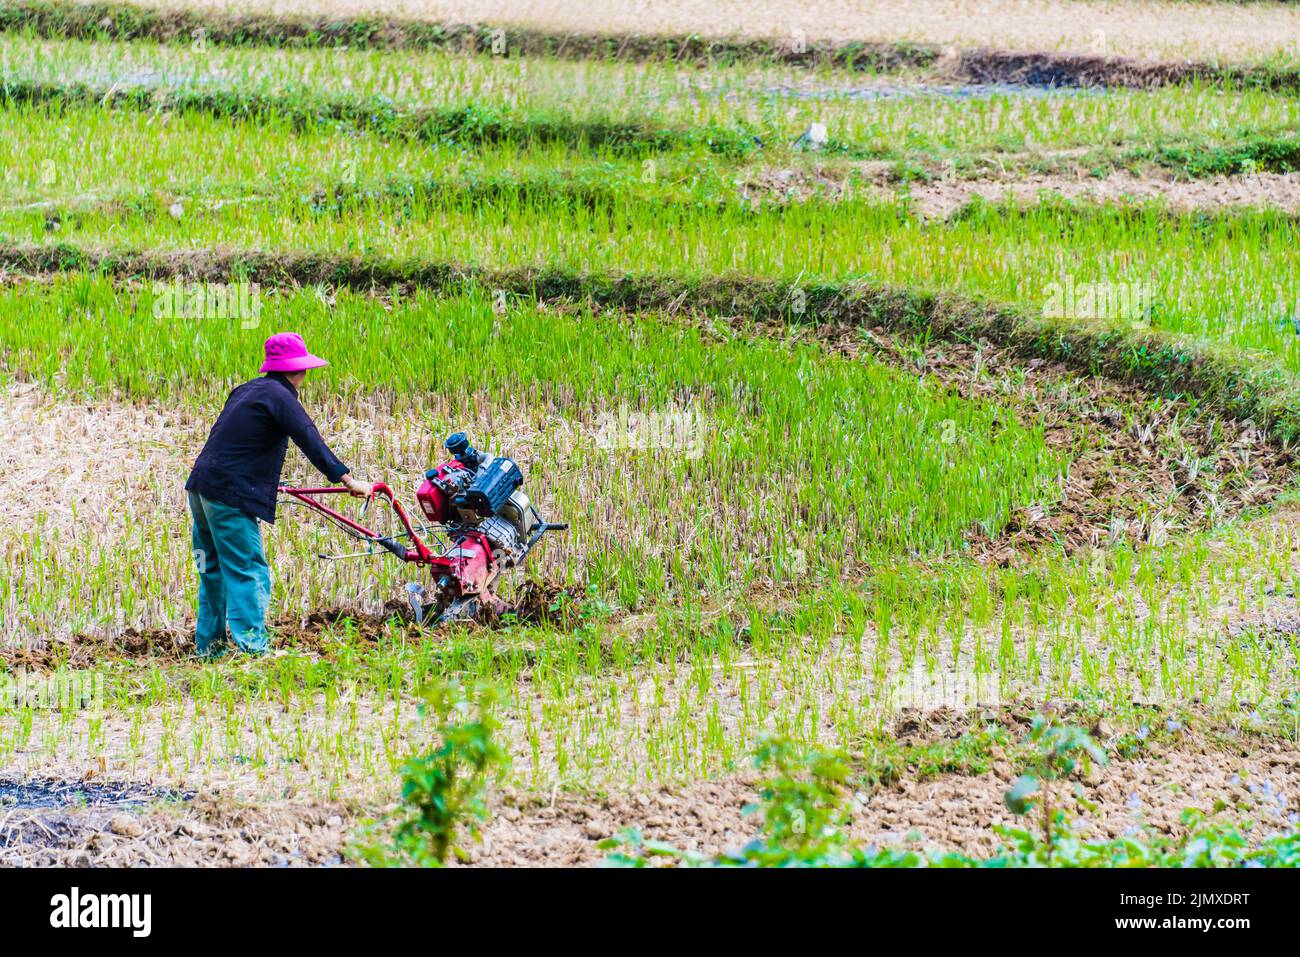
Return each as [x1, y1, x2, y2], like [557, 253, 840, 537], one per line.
[757, 81, 1102, 102]
[39, 62, 239, 91]
[0, 777, 192, 856]
[0, 777, 190, 811]
[658, 77, 1101, 109]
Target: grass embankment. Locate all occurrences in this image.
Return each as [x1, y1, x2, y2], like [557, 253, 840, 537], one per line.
[0, 102, 743, 216]
[6, 190, 1300, 443]
[0, 0, 938, 68]
[6, 0, 1300, 90]
[3, 33, 1300, 172]
[0, 78, 760, 158]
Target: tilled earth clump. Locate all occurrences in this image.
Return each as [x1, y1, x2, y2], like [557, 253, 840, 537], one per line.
[1, 582, 587, 669]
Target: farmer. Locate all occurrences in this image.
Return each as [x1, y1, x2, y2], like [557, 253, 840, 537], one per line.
[185, 332, 368, 657]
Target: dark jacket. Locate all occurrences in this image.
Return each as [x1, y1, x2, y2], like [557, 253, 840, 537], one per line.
[186, 373, 349, 522]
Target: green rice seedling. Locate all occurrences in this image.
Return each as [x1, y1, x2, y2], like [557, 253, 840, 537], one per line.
[2, 21, 1299, 858]
[0, 278, 1063, 642]
[10, 183, 1300, 376]
[3, 33, 1300, 168]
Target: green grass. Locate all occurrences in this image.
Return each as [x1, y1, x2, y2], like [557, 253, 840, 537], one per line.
[9, 177, 1300, 377]
[0, 277, 1063, 621]
[0, 100, 741, 208]
[3, 17, 1299, 844]
[3, 34, 1300, 167]
[4, 518, 1297, 794]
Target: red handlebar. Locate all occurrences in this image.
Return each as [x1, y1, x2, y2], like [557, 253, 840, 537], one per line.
[278, 483, 433, 563]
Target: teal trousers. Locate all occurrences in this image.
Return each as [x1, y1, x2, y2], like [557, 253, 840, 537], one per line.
[188, 491, 271, 655]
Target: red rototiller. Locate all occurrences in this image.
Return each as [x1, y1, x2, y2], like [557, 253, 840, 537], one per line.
[278, 432, 567, 624]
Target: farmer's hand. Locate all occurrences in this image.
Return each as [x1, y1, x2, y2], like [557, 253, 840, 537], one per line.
[341, 474, 370, 498]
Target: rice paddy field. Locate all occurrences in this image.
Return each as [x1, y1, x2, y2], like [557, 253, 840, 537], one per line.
[2, 0, 1300, 873]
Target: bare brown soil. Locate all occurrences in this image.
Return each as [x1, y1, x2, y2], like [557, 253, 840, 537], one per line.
[742, 168, 1300, 218]
[916, 170, 1300, 219]
[0, 582, 584, 669]
[6, 706, 1292, 867]
[30, 604, 420, 668]
[459, 701, 1300, 866]
[948, 48, 1241, 90]
[461, 749, 1299, 866]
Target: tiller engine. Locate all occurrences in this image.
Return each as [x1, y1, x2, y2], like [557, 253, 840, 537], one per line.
[279, 432, 566, 625]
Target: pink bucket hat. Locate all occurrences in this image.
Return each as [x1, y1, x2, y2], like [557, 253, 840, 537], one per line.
[259, 332, 328, 373]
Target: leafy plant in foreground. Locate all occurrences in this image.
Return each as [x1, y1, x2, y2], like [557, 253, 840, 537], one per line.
[1003, 715, 1107, 860]
[349, 681, 509, 867]
[601, 735, 866, 867]
[603, 717, 1300, 868]
[738, 737, 856, 865]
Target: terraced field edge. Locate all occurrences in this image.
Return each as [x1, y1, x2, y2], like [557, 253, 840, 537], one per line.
[4, 0, 1300, 91]
[8, 241, 1300, 448]
[0, 79, 762, 158]
[6, 78, 1300, 177]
